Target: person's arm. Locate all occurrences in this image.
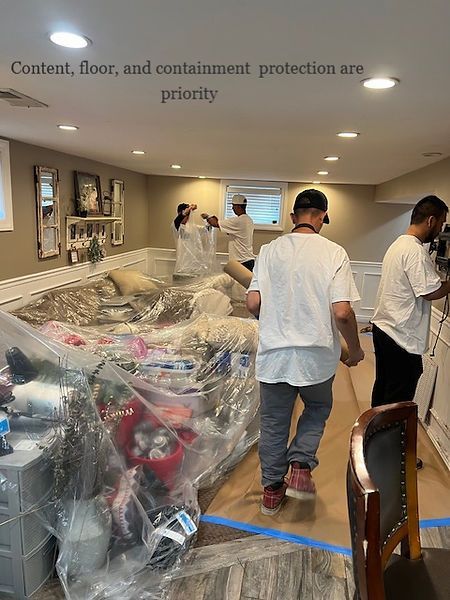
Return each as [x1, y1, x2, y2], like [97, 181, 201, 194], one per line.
[201, 213, 220, 228]
[246, 256, 261, 316]
[246, 291, 261, 317]
[421, 280, 450, 301]
[332, 301, 365, 367]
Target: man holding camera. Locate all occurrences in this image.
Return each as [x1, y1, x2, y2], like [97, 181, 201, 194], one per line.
[371, 195, 450, 417]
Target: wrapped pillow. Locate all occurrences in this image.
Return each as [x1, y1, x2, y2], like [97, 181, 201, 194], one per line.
[108, 269, 159, 296]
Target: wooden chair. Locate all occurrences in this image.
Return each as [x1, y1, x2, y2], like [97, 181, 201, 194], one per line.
[347, 401, 450, 600]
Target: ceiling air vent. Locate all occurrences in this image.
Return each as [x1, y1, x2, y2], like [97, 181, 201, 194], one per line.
[0, 89, 48, 108]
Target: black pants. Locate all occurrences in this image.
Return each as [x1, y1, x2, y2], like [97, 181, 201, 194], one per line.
[241, 259, 255, 272]
[371, 324, 423, 408]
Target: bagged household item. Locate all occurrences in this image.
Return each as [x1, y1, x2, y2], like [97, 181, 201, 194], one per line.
[173, 219, 218, 278]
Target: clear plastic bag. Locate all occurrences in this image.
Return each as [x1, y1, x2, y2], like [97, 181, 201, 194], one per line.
[173, 219, 219, 278]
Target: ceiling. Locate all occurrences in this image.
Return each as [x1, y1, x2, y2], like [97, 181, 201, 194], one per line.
[1, 0, 450, 185]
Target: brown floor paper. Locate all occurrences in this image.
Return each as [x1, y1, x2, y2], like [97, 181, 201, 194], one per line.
[207, 334, 450, 548]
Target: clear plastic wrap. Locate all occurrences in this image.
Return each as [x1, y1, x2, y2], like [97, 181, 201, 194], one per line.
[0, 309, 260, 598]
[11, 275, 118, 327]
[173, 219, 219, 278]
[12, 271, 234, 332]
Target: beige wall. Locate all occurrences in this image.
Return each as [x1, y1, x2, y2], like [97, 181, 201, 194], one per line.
[148, 175, 412, 262]
[375, 156, 450, 204]
[0, 139, 148, 280]
[2, 138, 437, 284]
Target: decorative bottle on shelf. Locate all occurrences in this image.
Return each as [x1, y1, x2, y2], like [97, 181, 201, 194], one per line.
[77, 190, 89, 218]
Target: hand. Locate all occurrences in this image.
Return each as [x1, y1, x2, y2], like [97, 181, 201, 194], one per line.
[190, 204, 197, 211]
[201, 212, 208, 219]
[344, 347, 365, 367]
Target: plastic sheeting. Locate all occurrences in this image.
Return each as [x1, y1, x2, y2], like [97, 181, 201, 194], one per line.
[12, 272, 235, 331]
[0, 309, 259, 599]
[173, 220, 218, 278]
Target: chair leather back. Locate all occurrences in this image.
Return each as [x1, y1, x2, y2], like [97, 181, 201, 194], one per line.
[347, 402, 420, 600]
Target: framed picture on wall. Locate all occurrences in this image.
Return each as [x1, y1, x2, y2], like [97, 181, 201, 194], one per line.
[69, 249, 79, 264]
[74, 171, 102, 216]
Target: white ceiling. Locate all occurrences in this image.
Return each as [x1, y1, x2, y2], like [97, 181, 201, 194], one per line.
[1, 0, 450, 185]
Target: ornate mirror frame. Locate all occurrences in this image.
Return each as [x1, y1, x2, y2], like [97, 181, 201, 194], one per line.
[34, 166, 61, 258]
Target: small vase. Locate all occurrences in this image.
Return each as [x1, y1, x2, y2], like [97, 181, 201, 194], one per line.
[58, 496, 112, 577]
[76, 198, 88, 218]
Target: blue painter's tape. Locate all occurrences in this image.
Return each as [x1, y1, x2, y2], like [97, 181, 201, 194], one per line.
[200, 515, 450, 556]
[420, 518, 450, 528]
[200, 515, 352, 556]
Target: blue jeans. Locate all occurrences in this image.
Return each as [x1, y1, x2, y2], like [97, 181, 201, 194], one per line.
[259, 377, 334, 487]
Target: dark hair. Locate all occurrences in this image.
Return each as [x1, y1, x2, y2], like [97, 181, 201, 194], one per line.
[177, 203, 189, 214]
[410, 195, 448, 225]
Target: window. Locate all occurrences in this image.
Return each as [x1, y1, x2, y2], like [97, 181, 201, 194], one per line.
[0, 140, 13, 231]
[221, 180, 286, 231]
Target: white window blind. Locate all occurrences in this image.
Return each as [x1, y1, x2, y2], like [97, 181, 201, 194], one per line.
[222, 181, 286, 230]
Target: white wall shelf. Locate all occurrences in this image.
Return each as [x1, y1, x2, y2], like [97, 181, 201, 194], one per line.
[66, 216, 120, 225]
[65, 216, 120, 251]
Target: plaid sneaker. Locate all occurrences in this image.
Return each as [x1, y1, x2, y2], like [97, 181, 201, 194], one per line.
[286, 463, 316, 500]
[261, 482, 288, 515]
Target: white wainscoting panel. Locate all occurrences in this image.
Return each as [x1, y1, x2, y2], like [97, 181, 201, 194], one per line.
[426, 307, 450, 469]
[0, 249, 148, 311]
[346, 261, 382, 323]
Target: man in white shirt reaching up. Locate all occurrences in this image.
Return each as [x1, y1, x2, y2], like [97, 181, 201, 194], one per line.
[201, 194, 255, 271]
[246, 189, 364, 516]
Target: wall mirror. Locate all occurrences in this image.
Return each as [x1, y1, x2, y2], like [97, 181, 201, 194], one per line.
[111, 179, 124, 245]
[34, 166, 61, 258]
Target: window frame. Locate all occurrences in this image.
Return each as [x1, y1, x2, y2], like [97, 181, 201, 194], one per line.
[0, 139, 13, 231]
[220, 179, 287, 231]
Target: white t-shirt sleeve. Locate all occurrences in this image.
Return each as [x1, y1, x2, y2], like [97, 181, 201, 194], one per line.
[247, 255, 260, 292]
[330, 254, 360, 303]
[405, 252, 441, 297]
[220, 216, 241, 236]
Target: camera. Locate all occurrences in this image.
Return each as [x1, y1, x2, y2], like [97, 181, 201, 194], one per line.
[436, 224, 450, 273]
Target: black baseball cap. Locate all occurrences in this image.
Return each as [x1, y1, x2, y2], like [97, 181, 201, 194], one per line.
[293, 189, 330, 224]
[177, 203, 189, 214]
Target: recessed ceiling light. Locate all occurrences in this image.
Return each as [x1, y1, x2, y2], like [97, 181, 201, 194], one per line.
[198, 176, 206, 179]
[49, 32, 90, 48]
[324, 156, 339, 161]
[57, 124, 78, 131]
[131, 150, 145, 155]
[361, 77, 399, 89]
[171, 164, 182, 169]
[422, 152, 442, 157]
[312, 181, 321, 184]
[337, 131, 359, 138]
[317, 170, 329, 176]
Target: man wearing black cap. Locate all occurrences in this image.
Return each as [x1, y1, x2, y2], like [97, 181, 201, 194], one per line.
[246, 189, 364, 515]
[173, 203, 197, 233]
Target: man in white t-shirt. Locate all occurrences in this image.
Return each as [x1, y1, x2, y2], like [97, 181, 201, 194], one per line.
[371, 196, 449, 411]
[201, 194, 255, 271]
[246, 189, 364, 515]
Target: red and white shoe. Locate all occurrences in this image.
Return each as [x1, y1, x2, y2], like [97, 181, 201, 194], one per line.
[261, 482, 288, 515]
[286, 463, 316, 500]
